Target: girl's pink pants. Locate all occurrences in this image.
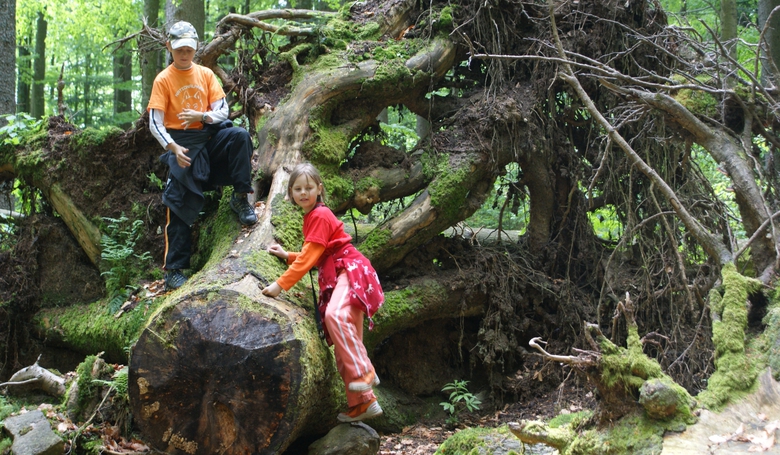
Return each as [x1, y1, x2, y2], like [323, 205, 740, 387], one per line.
[324, 272, 377, 407]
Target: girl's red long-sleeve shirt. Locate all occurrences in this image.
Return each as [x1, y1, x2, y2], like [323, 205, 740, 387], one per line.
[274, 204, 384, 326]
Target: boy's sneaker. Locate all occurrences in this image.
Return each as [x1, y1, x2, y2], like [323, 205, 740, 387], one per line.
[230, 193, 258, 226]
[337, 398, 383, 423]
[164, 269, 187, 291]
[348, 370, 380, 392]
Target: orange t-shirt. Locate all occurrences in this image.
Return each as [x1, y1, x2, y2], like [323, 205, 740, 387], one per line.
[147, 64, 225, 130]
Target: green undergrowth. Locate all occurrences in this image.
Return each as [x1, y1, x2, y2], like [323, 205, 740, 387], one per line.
[0, 395, 19, 452]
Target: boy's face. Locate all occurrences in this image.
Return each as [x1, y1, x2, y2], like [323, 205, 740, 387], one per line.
[167, 43, 196, 70]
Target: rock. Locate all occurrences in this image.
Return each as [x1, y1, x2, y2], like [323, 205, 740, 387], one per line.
[639, 378, 684, 419]
[308, 422, 380, 455]
[3, 410, 64, 455]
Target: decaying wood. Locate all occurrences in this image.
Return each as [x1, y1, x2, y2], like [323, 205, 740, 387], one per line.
[0, 355, 67, 397]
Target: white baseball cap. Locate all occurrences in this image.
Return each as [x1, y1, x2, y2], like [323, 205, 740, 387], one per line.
[168, 21, 198, 50]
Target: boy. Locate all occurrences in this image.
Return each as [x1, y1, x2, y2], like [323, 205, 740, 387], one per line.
[148, 21, 257, 291]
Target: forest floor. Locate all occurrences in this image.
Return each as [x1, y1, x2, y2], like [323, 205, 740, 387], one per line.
[376, 380, 590, 455]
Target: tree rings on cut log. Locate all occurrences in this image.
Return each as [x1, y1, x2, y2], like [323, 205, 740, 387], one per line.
[129, 289, 302, 454]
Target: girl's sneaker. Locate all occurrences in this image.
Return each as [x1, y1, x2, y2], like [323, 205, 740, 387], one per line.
[337, 398, 383, 422]
[348, 370, 380, 392]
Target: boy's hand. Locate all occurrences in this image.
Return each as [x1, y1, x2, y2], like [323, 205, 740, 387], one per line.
[168, 143, 191, 168]
[267, 244, 288, 260]
[178, 109, 205, 129]
[262, 282, 282, 297]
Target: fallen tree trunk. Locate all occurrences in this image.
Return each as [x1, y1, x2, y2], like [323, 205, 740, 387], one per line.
[0, 355, 67, 397]
[129, 278, 334, 454]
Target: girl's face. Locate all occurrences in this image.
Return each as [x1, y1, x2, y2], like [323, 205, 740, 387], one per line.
[290, 174, 322, 214]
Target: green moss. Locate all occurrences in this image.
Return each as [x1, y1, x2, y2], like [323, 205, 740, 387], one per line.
[269, 193, 304, 251]
[355, 176, 381, 193]
[428, 160, 473, 220]
[549, 410, 593, 428]
[303, 107, 351, 165]
[323, 174, 354, 206]
[364, 279, 447, 351]
[280, 42, 314, 75]
[372, 287, 423, 322]
[32, 296, 164, 364]
[14, 147, 47, 183]
[355, 227, 392, 261]
[71, 127, 123, 160]
[318, 17, 382, 49]
[600, 324, 663, 391]
[0, 397, 16, 421]
[595, 320, 696, 424]
[435, 425, 523, 455]
[761, 289, 780, 379]
[674, 88, 718, 119]
[515, 410, 680, 455]
[592, 412, 665, 455]
[438, 6, 455, 29]
[191, 190, 244, 271]
[697, 263, 762, 409]
[74, 355, 98, 414]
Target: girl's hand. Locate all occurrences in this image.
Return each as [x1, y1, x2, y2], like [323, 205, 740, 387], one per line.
[262, 282, 282, 297]
[267, 244, 288, 260]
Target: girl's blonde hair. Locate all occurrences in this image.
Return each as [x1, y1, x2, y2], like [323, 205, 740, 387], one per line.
[287, 162, 327, 203]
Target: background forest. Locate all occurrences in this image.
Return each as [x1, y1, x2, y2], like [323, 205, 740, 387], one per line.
[3, 0, 780, 454]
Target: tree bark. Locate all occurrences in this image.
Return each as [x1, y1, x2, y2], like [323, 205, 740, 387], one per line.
[721, 0, 738, 63]
[141, 0, 161, 109]
[165, 0, 205, 39]
[759, 0, 780, 86]
[113, 47, 133, 129]
[0, 0, 15, 125]
[31, 12, 47, 119]
[17, 37, 31, 115]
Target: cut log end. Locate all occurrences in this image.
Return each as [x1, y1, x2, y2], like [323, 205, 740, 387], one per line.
[129, 289, 304, 454]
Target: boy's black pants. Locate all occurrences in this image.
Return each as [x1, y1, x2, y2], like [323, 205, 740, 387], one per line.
[163, 126, 253, 270]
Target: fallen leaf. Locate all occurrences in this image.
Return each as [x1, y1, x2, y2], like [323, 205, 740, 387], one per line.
[709, 434, 730, 444]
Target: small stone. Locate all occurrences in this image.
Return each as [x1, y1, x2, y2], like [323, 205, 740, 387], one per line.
[4, 410, 64, 455]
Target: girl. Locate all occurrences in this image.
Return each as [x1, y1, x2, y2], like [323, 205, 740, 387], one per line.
[261, 163, 385, 422]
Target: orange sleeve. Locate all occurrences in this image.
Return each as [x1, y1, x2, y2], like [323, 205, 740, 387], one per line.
[276, 242, 325, 291]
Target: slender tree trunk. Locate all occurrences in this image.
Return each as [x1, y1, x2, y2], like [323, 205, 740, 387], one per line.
[83, 54, 91, 127]
[165, 0, 205, 39]
[759, 0, 780, 85]
[141, 0, 161, 110]
[0, 0, 16, 125]
[113, 48, 133, 129]
[721, 0, 738, 64]
[31, 12, 47, 119]
[17, 37, 31, 115]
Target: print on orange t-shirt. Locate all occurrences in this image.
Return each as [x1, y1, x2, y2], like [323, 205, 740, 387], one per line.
[147, 65, 226, 130]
